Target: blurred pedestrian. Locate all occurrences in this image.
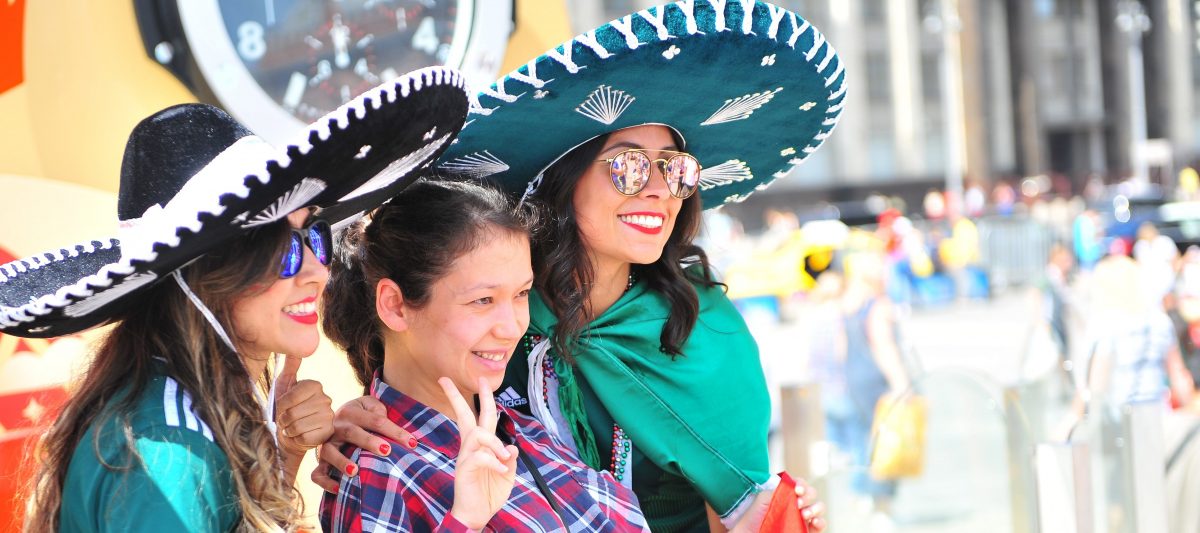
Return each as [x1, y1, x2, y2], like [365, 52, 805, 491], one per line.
[1075, 255, 1193, 532]
[804, 271, 848, 449]
[836, 253, 912, 531]
[1133, 222, 1179, 306]
[1072, 210, 1105, 271]
[1174, 247, 1200, 392]
[1041, 244, 1077, 383]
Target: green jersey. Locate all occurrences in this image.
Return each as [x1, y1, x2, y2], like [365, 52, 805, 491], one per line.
[60, 366, 239, 532]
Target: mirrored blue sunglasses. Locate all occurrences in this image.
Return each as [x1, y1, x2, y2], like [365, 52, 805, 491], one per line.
[280, 219, 332, 279]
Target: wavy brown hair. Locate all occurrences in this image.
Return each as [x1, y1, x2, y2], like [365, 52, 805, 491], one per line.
[529, 131, 718, 362]
[24, 220, 303, 532]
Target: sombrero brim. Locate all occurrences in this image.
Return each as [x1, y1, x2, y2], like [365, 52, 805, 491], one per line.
[0, 66, 469, 338]
[436, 1, 845, 208]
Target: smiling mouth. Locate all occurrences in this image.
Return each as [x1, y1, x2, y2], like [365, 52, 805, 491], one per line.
[618, 214, 664, 229]
[282, 300, 317, 316]
[472, 351, 506, 362]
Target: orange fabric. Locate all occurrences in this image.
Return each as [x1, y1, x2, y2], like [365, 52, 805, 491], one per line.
[0, 0, 25, 93]
[760, 471, 809, 533]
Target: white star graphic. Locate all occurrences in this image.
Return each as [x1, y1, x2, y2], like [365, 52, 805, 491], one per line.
[23, 398, 46, 424]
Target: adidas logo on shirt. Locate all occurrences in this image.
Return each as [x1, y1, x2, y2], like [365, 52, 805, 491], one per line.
[497, 386, 528, 408]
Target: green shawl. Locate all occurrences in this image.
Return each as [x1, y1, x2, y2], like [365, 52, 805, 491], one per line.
[528, 280, 772, 519]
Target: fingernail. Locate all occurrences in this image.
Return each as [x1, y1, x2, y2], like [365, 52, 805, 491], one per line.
[345, 464, 357, 477]
[379, 443, 391, 456]
[408, 437, 418, 449]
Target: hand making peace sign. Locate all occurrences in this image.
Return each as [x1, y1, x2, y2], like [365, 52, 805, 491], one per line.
[441, 376, 520, 531]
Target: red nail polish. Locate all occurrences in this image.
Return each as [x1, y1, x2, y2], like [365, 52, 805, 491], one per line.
[379, 443, 391, 456]
[408, 437, 418, 449]
[345, 463, 357, 476]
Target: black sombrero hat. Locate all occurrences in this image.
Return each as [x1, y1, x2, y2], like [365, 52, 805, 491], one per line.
[0, 66, 469, 338]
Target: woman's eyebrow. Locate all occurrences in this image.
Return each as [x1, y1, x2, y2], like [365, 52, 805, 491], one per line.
[602, 141, 681, 154]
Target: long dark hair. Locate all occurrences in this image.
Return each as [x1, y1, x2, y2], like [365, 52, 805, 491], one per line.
[530, 131, 718, 362]
[26, 221, 303, 532]
[322, 179, 536, 387]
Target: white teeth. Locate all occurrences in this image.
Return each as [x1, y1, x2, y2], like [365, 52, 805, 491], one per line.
[618, 214, 664, 228]
[473, 351, 505, 361]
[282, 302, 316, 315]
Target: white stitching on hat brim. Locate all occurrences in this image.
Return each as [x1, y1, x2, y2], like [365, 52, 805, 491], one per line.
[0, 67, 468, 332]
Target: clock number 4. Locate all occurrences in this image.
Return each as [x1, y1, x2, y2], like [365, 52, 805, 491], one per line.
[238, 21, 267, 62]
[411, 16, 439, 55]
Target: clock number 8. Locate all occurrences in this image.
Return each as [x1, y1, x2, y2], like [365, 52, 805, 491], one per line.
[238, 21, 267, 62]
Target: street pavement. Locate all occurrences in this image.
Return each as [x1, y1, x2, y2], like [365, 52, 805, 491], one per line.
[756, 290, 1063, 533]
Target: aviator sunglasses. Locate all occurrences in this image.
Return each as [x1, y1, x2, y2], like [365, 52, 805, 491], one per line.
[597, 149, 702, 199]
[280, 219, 332, 278]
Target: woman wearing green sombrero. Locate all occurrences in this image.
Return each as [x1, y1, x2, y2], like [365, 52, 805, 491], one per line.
[319, 2, 844, 530]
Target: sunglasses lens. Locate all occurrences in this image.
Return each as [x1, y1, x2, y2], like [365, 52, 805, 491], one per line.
[666, 155, 701, 198]
[308, 220, 332, 266]
[281, 233, 303, 278]
[611, 151, 651, 195]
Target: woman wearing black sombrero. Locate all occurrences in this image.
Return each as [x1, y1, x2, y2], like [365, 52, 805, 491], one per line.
[322, 2, 843, 531]
[5, 67, 469, 531]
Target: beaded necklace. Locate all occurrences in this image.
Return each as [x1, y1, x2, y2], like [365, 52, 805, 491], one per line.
[528, 272, 637, 483]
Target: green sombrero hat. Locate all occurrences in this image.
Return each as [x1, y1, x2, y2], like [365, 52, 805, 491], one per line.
[436, 0, 845, 207]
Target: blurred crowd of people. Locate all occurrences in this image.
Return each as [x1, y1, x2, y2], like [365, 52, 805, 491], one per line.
[703, 170, 1200, 532]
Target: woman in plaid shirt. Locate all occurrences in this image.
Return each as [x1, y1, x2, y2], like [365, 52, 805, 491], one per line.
[318, 180, 651, 532]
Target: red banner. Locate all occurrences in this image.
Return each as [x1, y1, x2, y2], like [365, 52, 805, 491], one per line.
[0, 0, 24, 93]
[0, 387, 67, 531]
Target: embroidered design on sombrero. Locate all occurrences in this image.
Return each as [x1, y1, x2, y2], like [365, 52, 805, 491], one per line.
[338, 132, 454, 202]
[64, 272, 159, 318]
[576, 85, 636, 125]
[243, 178, 328, 228]
[724, 193, 752, 204]
[663, 45, 681, 59]
[440, 151, 510, 179]
[701, 88, 782, 126]
[761, 54, 776, 66]
[800, 102, 816, 111]
[699, 160, 753, 191]
[780, 147, 796, 156]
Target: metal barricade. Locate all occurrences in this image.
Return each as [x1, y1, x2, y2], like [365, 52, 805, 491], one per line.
[978, 217, 1055, 291]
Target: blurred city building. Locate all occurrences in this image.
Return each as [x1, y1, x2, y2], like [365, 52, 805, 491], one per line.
[568, 0, 1200, 227]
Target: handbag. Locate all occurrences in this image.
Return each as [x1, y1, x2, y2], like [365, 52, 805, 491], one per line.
[868, 393, 927, 479]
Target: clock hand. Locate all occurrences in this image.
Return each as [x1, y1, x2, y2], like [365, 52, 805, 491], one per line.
[331, 14, 352, 69]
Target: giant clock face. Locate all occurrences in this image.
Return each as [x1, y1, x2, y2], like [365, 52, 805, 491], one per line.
[162, 1, 511, 143]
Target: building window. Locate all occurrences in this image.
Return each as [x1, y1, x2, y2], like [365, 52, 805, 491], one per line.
[921, 52, 941, 102]
[1034, 0, 1056, 19]
[866, 52, 892, 105]
[862, 0, 885, 23]
[1054, 0, 1081, 20]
